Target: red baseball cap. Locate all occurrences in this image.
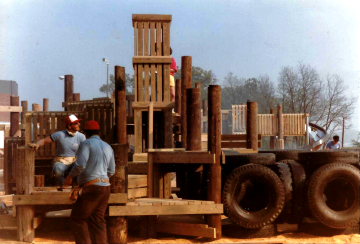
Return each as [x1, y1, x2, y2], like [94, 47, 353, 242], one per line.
[65, 114, 82, 125]
[84, 120, 100, 130]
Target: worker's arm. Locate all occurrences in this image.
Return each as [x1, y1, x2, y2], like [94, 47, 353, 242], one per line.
[29, 136, 53, 149]
[107, 151, 115, 178]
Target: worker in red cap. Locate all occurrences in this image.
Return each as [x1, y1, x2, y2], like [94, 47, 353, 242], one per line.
[30, 114, 86, 188]
[63, 120, 115, 244]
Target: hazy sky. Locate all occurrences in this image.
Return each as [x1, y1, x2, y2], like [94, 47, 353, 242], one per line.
[1, 0, 359, 131]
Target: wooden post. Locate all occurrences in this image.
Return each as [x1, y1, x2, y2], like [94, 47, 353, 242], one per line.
[64, 75, 73, 111]
[16, 147, 35, 242]
[181, 56, 192, 148]
[34, 175, 44, 187]
[186, 88, 201, 151]
[270, 108, 275, 149]
[277, 104, 283, 140]
[107, 65, 128, 244]
[246, 101, 258, 151]
[32, 104, 41, 112]
[175, 79, 181, 114]
[43, 98, 49, 112]
[73, 93, 80, 102]
[115, 66, 127, 144]
[10, 96, 19, 137]
[21, 101, 28, 137]
[207, 85, 222, 239]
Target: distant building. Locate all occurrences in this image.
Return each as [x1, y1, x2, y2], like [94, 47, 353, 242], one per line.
[0, 80, 18, 123]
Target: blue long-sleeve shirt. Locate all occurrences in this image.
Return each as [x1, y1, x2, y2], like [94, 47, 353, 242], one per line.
[68, 135, 115, 186]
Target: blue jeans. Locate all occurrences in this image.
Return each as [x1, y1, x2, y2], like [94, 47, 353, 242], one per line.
[53, 162, 74, 186]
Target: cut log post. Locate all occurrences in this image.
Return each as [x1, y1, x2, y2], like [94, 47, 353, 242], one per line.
[34, 175, 44, 187]
[107, 65, 128, 244]
[73, 93, 80, 102]
[21, 101, 28, 134]
[16, 147, 35, 242]
[186, 88, 201, 151]
[32, 104, 41, 112]
[206, 85, 222, 239]
[246, 101, 258, 151]
[64, 75, 73, 111]
[180, 56, 192, 148]
[10, 96, 19, 137]
[43, 98, 49, 112]
[270, 108, 275, 149]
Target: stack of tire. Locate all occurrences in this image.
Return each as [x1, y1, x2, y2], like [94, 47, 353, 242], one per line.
[221, 149, 359, 238]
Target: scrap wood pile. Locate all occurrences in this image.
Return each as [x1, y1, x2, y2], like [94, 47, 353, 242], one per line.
[221, 149, 359, 238]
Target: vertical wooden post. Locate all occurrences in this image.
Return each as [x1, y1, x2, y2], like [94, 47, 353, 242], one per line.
[175, 79, 181, 114]
[43, 98, 49, 112]
[202, 100, 208, 133]
[207, 85, 222, 239]
[10, 96, 19, 137]
[17, 147, 35, 242]
[32, 104, 41, 112]
[21, 101, 28, 137]
[246, 101, 258, 151]
[64, 75, 74, 111]
[277, 104, 283, 140]
[270, 108, 275, 149]
[186, 88, 201, 151]
[73, 93, 80, 102]
[181, 56, 192, 148]
[108, 65, 128, 244]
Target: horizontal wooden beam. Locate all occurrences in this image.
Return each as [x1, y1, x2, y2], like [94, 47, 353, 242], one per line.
[0, 106, 22, 112]
[128, 162, 148, 174]
[128, 187, 147, 199]
[132, 14, 172, 25]
[133, 153, 148, 162]
[109, 204, 223, 216]
[151, 151, 215, 164]
[221, 134, 262, 141]
[128, 175, 147, 189]
[13, 193, 127, 205]
[133, 56, 173, 64]
[156, 222, 216, 239]
[147, 148, 185, 152]
[132, 102, 174, 110]
[0, 214, 17, 228]
[221, 141, 262, 149]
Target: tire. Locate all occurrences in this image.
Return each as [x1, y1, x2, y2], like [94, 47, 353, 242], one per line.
[222, 219, 276, 238]
[308, 163, 360, 229]
[222, 164, 285, 228]
[299, 150, 359, 166]
[259, 150, 302, 161]
[273, 162, 293, 223]
[283, 160, 307, 224]
[299, 222, 359, 236]
[223, 151, 276, 166]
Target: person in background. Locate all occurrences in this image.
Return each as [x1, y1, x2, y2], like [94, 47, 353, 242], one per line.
[30, 114, 86, 188]
[63, 120, 115, 244]
[326, 135, 342, 149]
[170, 47, 177, 102]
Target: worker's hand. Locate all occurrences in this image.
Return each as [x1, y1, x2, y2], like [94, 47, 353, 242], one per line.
[63, 176, 73, 187]
[28, 143, 39, 150]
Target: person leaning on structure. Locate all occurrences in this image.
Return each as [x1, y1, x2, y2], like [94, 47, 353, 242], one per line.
[29, 114, 86, 188]
[63, 120, 115, 244]
[326, 135, 342, 149]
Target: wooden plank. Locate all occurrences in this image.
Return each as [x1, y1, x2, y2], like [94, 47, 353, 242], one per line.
[156, 222, 216, 239]
[128, 175, 147, 189]
[148, 103, 153, 149]
[44, 112, 50, 157]
[163, 64, 170, 102]
[50, 113, 56, 157]
[33, 213, 45, 229]
[109, 204, 223, 216]
[144, 64, 150, 101]
[134, 65, 138, 101]
[13, 193, 127, 205]
[151, 152, 215, 164]
[0, 106, 22, 112]
[138, 64, 144, 101]
[147, 153, 153, 197]
[134, 109, 142, 154]
[150, 64, 156, 102]
[134, 22, 137, 56]
[133, 153, 147, 162]
[132, 101, 174, 109]
[137, 21, 143, 56]
[221, 134, 262, 141]
[164, 172, 171, 199]
[147, 148, 185, 152]
[157, 63, 163, 101]
[128, 187, 147, 199]
[221, 141, 262, 148]
[105, 106, 112, 143]
[144, 22, 149, 56]
[0, 214, 17, 228]
[132, 14, 172, 24]
[133, 56, 173, 64]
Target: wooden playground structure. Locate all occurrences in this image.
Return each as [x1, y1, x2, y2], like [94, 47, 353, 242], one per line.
[0, 14, 311, 243]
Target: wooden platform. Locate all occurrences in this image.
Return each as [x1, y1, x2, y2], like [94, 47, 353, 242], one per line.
[109, 198, 223, 216]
